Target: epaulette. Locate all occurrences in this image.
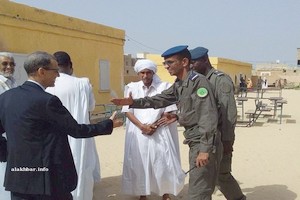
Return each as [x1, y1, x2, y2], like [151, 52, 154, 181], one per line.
[189, 71, 199, 81]
[213, 70, 224, 76]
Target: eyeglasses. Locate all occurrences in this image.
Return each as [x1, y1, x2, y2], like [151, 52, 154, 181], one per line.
[1, 61, 16, 67]
[162, 60, 176, 66]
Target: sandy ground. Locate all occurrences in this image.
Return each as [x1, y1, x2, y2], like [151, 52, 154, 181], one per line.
[93, 89, 300, 200]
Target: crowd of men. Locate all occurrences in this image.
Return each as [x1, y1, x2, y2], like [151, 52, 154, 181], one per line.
[111, 45, 246, 200]
[0, 46, 246, 200]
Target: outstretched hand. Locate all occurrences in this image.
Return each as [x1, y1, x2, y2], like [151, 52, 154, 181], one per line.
[109, 111, 123, 128]
[111, 92, 133, 106]
[154, 112, 178, 127]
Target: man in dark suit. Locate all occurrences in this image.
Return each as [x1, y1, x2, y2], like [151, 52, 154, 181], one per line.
[0, 51, 123, 200]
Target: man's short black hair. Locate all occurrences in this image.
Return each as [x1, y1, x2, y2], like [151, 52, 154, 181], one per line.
[53, 51, 71, 67]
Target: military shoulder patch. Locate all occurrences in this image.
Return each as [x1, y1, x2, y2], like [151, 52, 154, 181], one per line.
[197, 87, 208, 97]
[221, 83, 231, 93]
[189, 71, 199, 81]
[213, 70, 224, 76]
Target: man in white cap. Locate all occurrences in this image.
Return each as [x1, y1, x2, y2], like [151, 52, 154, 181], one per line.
[121, 59, 185, 200]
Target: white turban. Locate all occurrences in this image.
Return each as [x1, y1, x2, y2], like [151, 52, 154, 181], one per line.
[134, 59, 161, 83]
[134, 59, 157, 73]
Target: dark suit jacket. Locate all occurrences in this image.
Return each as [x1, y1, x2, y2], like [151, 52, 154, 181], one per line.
[0, 81, 113, 195]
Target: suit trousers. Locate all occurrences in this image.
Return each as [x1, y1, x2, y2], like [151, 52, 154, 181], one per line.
[11, 192, 73, 200]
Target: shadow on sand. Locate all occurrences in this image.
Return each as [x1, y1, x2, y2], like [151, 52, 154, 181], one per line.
[94, 177, 297, 200]
[93, 175, 189, 200]
[242, 184, 297, 200]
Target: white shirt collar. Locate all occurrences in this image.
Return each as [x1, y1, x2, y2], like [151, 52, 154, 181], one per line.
[0, 75, 16, 88]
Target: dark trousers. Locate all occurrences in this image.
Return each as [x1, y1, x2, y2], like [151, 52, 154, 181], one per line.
[11, 192, 73, 200]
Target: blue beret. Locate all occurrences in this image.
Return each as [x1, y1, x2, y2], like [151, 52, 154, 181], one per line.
[161, 45, 188, 57]
[190, 47, 209, 60]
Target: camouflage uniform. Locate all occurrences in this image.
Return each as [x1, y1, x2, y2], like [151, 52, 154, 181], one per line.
[206, 68, 246, 200]
[130, 71, 221, 200]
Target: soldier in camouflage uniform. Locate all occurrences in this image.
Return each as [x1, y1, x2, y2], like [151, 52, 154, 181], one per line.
[111, 45, 222, 200]
[190, 47, 246, 200]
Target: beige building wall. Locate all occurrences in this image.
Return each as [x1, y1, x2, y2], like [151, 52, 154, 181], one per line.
[210, 57, 252, 87]
[254, 65, 300, 87]
[0, 1, 125, 105]
[123, 55, 139, 85]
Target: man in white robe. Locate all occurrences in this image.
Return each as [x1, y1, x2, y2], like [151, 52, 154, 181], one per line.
[0, 52, 17, 200]
[0, 52, 17, 94]
[46, 51, 100, 200]
[122, 59, 185, 200]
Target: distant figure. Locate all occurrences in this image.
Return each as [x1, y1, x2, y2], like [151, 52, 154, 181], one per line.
[239, 76, 247, 97]
[121, 59, 184, 200]
[46, 51, 100, 200]
[257, 76, 263, 91]
[275, 79, 282, 88]
[246, 78, 253, 89]
[262, 77, 268, 89]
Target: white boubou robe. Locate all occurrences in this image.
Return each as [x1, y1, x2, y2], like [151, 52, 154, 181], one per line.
[121, 80, 185, 196]
[46, 73, 100, 200]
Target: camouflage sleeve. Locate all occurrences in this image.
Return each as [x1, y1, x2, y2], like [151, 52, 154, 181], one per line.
[131, 84, 177, 109]
[216, 75, 237, 141]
